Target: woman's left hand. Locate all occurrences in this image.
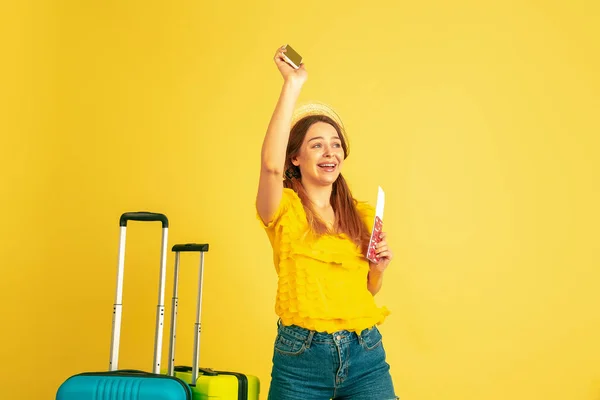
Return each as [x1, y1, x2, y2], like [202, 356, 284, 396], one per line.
[369, 232, 393, 273]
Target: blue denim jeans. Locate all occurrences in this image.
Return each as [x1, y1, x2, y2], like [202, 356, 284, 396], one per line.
[268, 320, 398, 400]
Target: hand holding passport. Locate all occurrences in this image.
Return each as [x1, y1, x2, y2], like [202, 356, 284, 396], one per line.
[366, 186, 385, 263]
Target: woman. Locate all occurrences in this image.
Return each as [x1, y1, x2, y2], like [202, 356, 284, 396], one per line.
[256, 45, 398, 400]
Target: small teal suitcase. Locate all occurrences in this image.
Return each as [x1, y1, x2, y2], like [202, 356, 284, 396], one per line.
[56, 212, 192, 400]
[164, 243, 260, 399]
[56, 370, 191, 400]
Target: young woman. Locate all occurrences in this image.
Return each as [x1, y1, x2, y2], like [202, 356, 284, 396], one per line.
[256, 45, 398, 400]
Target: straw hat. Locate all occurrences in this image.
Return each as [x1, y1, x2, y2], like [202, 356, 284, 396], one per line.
[291, 102, 349, 152]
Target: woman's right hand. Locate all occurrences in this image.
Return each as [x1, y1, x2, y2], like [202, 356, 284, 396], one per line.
[274, 45, 308, 86]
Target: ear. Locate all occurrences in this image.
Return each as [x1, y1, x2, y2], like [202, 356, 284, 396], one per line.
[291, 156, 300, 167]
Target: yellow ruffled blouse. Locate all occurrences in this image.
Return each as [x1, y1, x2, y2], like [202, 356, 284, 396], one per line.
[258, 188, 390, 333]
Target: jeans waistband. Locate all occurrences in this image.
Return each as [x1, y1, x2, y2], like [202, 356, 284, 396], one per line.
[277, 319, 377, 345]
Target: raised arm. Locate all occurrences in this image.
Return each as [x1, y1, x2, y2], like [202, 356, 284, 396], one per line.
[256, 45, 308, 225]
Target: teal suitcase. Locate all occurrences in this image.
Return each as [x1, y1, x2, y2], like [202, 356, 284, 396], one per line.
[165, 243, 260, 400]
[56, 212, 192, 400]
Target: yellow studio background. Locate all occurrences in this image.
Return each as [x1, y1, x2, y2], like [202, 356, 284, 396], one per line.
[1, 0, 599, 399]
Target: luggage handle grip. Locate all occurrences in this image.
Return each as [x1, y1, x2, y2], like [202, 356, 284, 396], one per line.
[174, 366, 218, 376]
[172, 243, 209, 253]
[119, 212, 169, 228]
[109, 369, 149, 375]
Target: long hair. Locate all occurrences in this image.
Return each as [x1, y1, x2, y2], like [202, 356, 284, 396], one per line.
[283, 115, 371, 253]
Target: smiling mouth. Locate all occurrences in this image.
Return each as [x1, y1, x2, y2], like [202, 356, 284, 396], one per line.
[317, 163, 337, 172]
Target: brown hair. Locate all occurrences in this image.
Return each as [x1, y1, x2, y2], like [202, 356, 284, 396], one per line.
[283, 115, 371, 253]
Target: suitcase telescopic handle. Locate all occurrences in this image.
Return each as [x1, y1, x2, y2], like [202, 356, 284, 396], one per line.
[167, 242, 209, 379]
[119, 212, 169, 228]
[110, 211, 170, 374]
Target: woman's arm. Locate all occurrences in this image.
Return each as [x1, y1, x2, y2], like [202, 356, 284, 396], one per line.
[367, 270, 385, 295]
[367, 231, 393, 295]
[256, 46, 307, 225]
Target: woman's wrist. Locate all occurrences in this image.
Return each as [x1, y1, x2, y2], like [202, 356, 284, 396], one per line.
[368, 268, 383, 278]
[282, 78, 304, 93]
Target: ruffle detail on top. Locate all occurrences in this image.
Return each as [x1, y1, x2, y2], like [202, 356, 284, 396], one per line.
[260, 188, 390, 333]
[276, 190, 380, 268]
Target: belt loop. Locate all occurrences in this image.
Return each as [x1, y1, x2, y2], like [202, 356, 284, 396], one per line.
[305, 330, 315, 348]
[357, 327, 367, 345]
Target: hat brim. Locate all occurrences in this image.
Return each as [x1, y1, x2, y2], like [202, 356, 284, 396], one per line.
[291, 102, 347, 135]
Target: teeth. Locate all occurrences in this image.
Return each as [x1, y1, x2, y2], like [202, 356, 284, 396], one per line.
[319, 164, 335, 167]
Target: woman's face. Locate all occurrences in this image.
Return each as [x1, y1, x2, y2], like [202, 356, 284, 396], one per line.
[292, 122, 345, 187]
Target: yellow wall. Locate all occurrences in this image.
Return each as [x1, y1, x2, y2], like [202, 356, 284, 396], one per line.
[2, 1, 599, 399]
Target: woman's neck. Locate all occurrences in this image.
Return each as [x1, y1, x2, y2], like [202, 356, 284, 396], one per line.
[301, 181, 333, 209]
